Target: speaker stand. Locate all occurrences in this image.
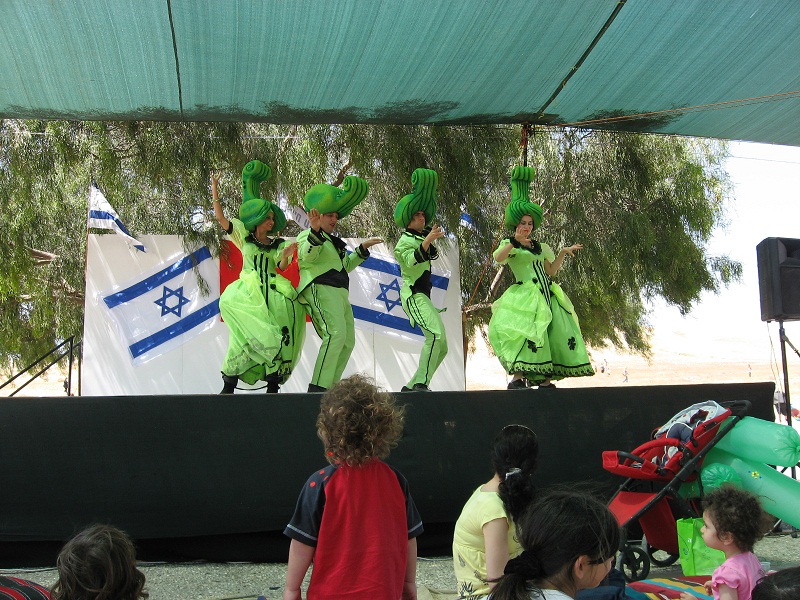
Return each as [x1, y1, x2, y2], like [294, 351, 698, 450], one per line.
[778, 321, 798, 479]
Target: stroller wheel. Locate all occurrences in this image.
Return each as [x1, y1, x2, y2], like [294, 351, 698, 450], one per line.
[645, 544, 679, 567]
[618, 545, 650, 582]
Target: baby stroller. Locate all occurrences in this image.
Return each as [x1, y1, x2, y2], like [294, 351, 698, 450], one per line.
[602, 399, 750, 581]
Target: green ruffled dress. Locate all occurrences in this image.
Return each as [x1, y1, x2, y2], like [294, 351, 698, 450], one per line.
[219, 218, 306, 385]
[489, 238, 594, 383]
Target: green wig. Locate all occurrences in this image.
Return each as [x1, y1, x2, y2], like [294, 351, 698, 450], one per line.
[238, 159, 287, 232]
[504, 166, 542, 229]
[302, 175, 369, 218]
[393, 168, 438, 228]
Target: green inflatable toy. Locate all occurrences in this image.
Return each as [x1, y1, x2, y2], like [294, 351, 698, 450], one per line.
[713, 416, 800, 467]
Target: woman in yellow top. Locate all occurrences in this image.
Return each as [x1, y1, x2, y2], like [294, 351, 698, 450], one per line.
[452, 425, 539, 600]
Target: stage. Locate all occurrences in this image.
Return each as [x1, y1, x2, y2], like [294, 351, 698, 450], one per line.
[0, 382, 775, 566]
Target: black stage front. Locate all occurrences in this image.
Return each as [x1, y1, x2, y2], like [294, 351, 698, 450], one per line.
[0, 382, 775, 566]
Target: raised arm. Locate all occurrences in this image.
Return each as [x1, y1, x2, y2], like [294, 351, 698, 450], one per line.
[211, 171, 231, 232]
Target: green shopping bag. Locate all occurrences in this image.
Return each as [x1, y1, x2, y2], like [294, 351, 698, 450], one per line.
[677, 517, 725, 576]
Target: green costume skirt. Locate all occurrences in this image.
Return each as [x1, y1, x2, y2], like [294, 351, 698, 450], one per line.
[547, 283, 594, 380]
[219, 270, 306, 385]
[488, 281, 554, 380]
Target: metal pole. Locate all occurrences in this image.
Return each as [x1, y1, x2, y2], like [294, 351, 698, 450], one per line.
[779, 321, 793, 428]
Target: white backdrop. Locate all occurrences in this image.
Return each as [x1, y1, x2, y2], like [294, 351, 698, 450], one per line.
[83, 234, 465, 395]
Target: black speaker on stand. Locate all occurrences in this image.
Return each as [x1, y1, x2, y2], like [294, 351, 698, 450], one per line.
[756, 238, 800, 476]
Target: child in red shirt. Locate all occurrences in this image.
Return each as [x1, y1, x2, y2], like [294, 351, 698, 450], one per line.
[283, 374, 423, 600]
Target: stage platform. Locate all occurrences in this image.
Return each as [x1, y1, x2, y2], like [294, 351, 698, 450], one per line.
[0, 382, 775, 566]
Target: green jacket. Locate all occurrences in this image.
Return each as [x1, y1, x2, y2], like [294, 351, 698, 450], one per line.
[297, 228, 368, 293]
[394, 229, 438, 301]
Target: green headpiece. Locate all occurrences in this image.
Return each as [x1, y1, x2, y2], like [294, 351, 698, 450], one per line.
[393, 168, 438, 228]
[238, 159, 287, 232]
[302, 175, 369, 218]
[504, 166, 542, 229]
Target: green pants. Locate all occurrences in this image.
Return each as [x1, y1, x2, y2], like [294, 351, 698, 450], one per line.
[402, 292, 448, 387]
[301, 283, 355, 389]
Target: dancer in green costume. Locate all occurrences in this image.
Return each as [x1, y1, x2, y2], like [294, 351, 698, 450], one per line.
[296, 176, 382, 393]
[393, 168, 448, 392]
[488, 166, 594, 389]
[212, 161, 306, 394]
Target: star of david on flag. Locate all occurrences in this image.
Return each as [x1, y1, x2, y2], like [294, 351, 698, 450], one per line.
[100, 246, 220, 364]
[349, 250, 450, 340]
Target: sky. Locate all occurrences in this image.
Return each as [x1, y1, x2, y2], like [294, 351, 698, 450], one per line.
[648, 141, 800, 365]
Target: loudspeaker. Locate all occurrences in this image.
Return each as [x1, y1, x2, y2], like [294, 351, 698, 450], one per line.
[756, 237, 800, 322]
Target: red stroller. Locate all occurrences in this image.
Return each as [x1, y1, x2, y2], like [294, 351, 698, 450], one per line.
[602, 400, 750, 581]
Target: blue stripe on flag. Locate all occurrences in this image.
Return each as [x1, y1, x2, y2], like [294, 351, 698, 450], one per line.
[128, 299, 221, 359]
[352, 305, 423, 336]
[361, 255, 448, 290]
[104, 247, 212, 309]
[89, 209, 136, 237]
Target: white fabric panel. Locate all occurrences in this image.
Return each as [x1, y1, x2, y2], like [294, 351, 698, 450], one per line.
[83, 235, 464, 395]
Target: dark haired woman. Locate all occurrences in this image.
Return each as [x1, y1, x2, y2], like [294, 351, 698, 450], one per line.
[452, 424, 539, 599]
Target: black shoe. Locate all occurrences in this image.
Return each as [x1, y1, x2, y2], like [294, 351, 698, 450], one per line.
[412, 383, 431, 391]
[220, 374, 238, 394]
[507, 378, 527, 390]
[537, 382, 556, 388]
[400, 386, 413, 392]
[266, 381, 280, 394]
[307, 383, 327, 393]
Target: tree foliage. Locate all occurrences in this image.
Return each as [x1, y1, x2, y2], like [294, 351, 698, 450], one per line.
[0, 119, 738, 374]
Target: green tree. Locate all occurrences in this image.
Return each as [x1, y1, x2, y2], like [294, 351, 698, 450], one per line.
[0, 120, 737, 374]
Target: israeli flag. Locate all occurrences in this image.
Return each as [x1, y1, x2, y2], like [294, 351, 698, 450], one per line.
[88, 185, 146, 252]
[349, 251, 450, 340]
[100, 246, 220, 364]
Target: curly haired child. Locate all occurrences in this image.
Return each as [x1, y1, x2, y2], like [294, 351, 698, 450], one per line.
[680, 485, 767, 600]
[283, 374, 424, 600]
[51, 524, 148, 600]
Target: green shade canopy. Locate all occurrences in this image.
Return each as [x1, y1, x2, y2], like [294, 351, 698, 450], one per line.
[2, 0, 799, 145]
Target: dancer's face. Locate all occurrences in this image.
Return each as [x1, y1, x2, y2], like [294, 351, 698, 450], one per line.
[255, 212, 275, 237]
[516, 215, 534, 238]
[408, 210, 427, 232]
[319, 212, 339, 233]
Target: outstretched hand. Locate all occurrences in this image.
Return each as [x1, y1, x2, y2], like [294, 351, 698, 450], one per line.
[282, 242, 298, 260]
[562, 243, 584, 257]
[361, 238, 383, 249]
[424, 224, 446, 245]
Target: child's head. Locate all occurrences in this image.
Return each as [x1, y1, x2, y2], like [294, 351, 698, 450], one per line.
[493, 424, 539, 522]
[701, 485, 765, 553]
[752, 565, 800, 600]
[491, 489, 620, 600]
[316, 374, 405, 466]
[51, 524, 147, 600]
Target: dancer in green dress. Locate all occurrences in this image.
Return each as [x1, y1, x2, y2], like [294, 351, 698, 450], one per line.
[212, 160, 306, 394]
[394, 168, 448, 392]
[488, 166, 594, 389]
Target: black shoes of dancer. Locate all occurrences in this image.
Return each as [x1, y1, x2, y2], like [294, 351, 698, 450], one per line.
[401, 384, 431, 392]
[307, 383, 327, 393]
[220, 374, 239, 394]
[507, 378, 557, 390]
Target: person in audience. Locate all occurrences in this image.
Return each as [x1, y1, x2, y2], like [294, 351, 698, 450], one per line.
[453, 424, 539, 599]
[51, 524, 148, 600]
[752, 565, 800, 600]
[0, 576, 51, 599]
[680, 485, 767, 600]
[489, 489, 620, 600]
[283, 374, 423, 600]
